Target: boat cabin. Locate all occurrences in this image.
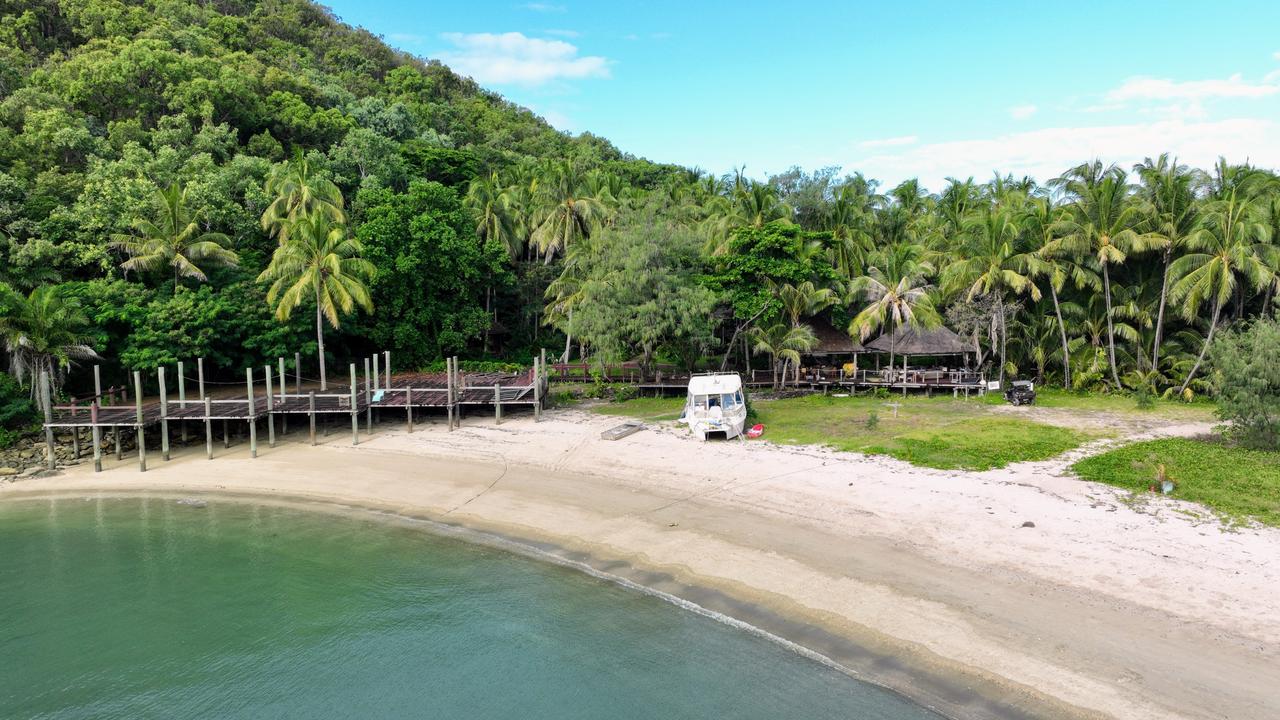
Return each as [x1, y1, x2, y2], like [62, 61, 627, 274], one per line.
[680, 373, 748, 440]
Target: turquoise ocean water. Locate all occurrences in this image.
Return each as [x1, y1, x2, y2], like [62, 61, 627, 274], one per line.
[0, 497, 937, 719]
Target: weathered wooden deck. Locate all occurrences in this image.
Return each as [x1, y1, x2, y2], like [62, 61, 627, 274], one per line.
[39, 353, 549, 473]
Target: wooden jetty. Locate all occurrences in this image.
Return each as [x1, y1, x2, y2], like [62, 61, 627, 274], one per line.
[40, 350, 550, 473]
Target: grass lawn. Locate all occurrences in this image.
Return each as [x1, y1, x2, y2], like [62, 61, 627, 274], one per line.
[592, 396, 685, 423]
[593, 392, 1094, 471]
[1072, 437, 1280, 527]
[977, 386, 1216, 419]
[752, 394, 1091, 470]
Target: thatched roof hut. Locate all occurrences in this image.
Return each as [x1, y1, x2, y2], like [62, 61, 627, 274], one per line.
[864, 325, 970, 356]
[806, 318, 865, 357]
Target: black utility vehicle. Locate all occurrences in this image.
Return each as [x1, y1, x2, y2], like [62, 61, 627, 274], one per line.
[1004, 380, 1036, 406]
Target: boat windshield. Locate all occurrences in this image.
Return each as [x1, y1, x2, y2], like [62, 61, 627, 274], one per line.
[690, 389, 743, 410]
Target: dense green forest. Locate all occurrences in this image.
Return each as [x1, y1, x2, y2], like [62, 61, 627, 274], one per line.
[2, 0, 1279, 444]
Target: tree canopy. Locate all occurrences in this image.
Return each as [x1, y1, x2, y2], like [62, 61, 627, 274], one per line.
[3, 0, 1280, 443]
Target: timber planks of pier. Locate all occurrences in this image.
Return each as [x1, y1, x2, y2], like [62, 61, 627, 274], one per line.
[40, 351, 549, 473]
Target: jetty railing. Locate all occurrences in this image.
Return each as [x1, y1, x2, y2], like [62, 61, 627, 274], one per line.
[40, 349, 550, 473]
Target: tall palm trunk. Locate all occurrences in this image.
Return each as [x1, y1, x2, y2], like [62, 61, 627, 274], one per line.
[1102, 264, 1121, 388]
[1178, 299, 1222, 395]
[561, 306, 573, 363]
[1151, 247, 1171, 372]
[315, 286, 327, 391]
[888, 330, 896, 385]
[1049, 285, 1071, 389]
[996, 296, 1008, 386]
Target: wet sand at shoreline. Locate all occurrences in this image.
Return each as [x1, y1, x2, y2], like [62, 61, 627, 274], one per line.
[4, 408, 1277, 720]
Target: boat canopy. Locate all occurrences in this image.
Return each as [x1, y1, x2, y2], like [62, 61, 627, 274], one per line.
[686, 374, 744, 412]
[687, 374, 742, 395]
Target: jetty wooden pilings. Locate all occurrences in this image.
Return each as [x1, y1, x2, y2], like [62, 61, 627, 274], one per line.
[40, 350, 549, 472]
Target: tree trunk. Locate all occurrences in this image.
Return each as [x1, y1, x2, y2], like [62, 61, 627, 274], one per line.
[315, 291, 327, 391]
[483, 285, 491, 355]
[888, 330, 896, 387]
[771, 356, 779, 390]
[718, 306, 768, 371]
[1178, 299, 1222, 396]
[561, 306, 573, 363]
[1151, 247, 1171, 372]
[1102, 264, 1121, 388]
[997, 296, 1008, 386]
[1050, 284, 1072, 389]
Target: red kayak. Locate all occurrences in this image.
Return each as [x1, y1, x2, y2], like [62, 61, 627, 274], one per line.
[746, 424, 765, 439]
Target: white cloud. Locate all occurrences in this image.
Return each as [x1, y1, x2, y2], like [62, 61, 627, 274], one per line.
[522, 2, 566, 12]
[851, 119, 1279, 192]
[1273, 50, 1280, 60]
[438, 32, 610, 86]
[858, 135, 918, 149]
[1107, 73, 1279, 102]
[1009, 104, 1037, 120]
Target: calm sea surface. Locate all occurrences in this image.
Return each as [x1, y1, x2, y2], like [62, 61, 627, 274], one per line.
[0, 497, 937, 719]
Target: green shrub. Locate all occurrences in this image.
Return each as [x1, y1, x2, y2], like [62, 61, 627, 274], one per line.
[1210, 314, 1280, 450]
[419, 359, 523, 374]
[0, 374, 37, 447]
[865, 409, 880, 430]
[1134, 385, 1155, 409]
[611, 384, 638, 403]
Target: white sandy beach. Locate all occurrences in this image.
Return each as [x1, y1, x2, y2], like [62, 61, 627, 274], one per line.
[3, 407, 1277, 720]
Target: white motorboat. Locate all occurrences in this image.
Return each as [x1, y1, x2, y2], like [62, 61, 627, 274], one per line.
[678, 373, 748, 440]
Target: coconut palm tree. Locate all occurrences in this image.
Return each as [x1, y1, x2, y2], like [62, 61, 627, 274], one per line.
[260, 150, 346, 245]
[0, 284, 99, 414]
[1023, 197, 1096, 389]
[848, 264, 940, 374]
[1170, 188, 1276, 394]
[110, 183, 239, 285]
[466, 172, 520, 260]
[1066, 292, 1141, 390]
[257, 215, 374, 390]
[543, 244, 590, 363]
[937, 176, 982, 235]
[1133, 154, 1200, 372]
[944, 204, 1038, 385]
[749, 321, 817, 390]
[767, 281, 836, 385]
[734, 181, 791, 228]
[531, 160, 608, 263]
[822, 193, 873, 278]
[1059, 172, 1166, 388]
[1259, 193, 1280, 314]
[775, 281, 836, 330]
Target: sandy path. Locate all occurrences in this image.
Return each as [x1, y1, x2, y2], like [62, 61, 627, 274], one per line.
[3, 409, 1276, 720]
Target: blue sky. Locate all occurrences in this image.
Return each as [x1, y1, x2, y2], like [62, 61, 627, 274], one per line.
[326, 0, 1280, 191]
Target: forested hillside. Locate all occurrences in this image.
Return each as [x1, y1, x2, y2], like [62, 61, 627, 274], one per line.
[2, 0, 1279, 446]
[0, 0, 677, 405]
